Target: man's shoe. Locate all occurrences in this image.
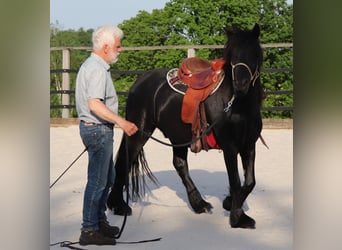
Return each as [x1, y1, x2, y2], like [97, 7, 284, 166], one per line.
[99, 221, 120, 237]
[79, 230, 116, 246]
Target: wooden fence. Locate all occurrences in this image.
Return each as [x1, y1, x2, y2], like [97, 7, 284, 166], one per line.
[50, 44, 293, 118]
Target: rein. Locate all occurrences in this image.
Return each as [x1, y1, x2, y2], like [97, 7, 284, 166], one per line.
[146, 95, 235, 148]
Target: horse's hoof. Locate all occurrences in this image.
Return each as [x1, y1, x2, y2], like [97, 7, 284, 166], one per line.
[222, 196, 232, 211]
[204, 204, 213, 214]
[230, 209, 255, 229]
[112, 204, 132, 216]
[194, 201, 213, 214]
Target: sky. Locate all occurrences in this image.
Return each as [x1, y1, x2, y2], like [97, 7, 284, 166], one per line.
[50, 0, 170, 30]
[50, 0, 293, 31]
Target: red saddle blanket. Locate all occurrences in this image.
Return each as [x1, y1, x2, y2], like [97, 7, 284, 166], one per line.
[206, 131, 220, 149]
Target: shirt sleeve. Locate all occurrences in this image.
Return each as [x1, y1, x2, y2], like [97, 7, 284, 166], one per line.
[86, 67, 106, 101]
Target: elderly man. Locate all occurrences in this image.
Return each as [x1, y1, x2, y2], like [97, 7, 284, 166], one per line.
[75, 25, 138, 246]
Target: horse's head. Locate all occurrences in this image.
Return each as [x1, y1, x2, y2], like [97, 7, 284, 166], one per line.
[224, 23, 263, 96]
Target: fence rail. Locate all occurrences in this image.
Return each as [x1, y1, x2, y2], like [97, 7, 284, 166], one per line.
[50, 89, 293, 112]
[50, 44, 293, 117]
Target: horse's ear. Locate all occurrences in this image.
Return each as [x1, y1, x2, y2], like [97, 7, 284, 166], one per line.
[225, 24, 240, 37]
[252, 23, 260, 38]
[224, 26, 234, 38]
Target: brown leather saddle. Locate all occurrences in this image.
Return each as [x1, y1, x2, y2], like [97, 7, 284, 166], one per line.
[177, 57, 225, 152]
[178, 57, 225, 89]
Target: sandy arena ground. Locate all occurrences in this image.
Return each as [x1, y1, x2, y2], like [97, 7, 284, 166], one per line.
[50, 125, 293, 250]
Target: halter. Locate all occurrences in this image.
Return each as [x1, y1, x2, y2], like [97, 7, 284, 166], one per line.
[230, 62, 260, 87]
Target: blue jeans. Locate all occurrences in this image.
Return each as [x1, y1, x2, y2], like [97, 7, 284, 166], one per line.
[79, 121, 115, 231]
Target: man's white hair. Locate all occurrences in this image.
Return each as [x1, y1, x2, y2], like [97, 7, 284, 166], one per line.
[92, 25, 124, 51]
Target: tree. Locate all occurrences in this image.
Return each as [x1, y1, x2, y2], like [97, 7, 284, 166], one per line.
[50, 23, 93, 117]
[50, 0, 293, 118]
[116, 0, 293, 118]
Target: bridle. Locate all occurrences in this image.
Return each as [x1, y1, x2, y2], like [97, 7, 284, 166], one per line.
[230, 62, 260, 87]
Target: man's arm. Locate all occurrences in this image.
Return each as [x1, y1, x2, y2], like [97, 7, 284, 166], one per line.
[88, 98, 138, 136]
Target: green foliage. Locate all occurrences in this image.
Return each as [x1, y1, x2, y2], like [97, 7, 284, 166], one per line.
[50, 22, 93, 117]
[50, 0, 293, 118]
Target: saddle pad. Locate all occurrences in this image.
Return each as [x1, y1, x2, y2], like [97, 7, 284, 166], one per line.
[166, 68, 187, 95]
[166, 68, 225, 96]
[207, 131, 220, 149]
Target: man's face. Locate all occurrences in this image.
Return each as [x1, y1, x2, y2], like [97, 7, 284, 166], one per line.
[107, 37, 122, 64]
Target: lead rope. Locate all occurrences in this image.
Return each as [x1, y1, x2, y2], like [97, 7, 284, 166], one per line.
[50, 147, 87, 189]
[50, 137, 161, 249]
[50, 149, 88, 249]
[49, 241, 84, 250]
[147, 95, 236, 148]
[50, 95, 236, 248]
[115, 134, 162, 243]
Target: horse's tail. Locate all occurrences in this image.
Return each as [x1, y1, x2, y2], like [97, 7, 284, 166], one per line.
[130, 146, 159, 201]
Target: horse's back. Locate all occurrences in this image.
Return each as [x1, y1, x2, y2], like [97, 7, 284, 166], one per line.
[127, 68, 190, 139]
[130, 68, 169, 94]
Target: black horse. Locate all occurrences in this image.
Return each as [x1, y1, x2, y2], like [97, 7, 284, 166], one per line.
[107, 24, 264, 229]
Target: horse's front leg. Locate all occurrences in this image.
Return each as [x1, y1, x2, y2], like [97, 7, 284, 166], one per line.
[240, 147, 256, 206]
[223, 150, 255, 229]
[173, 146, 213, 213]
[223, 147, 256, 211]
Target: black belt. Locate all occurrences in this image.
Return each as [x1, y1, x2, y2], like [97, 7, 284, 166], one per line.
[81, 120, 113, 129]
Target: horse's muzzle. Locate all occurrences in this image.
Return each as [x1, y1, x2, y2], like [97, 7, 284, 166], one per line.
[233, 79, 250, 95]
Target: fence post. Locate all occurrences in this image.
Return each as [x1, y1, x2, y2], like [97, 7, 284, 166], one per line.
[62, 48, 70, 118]
[187, 48, 196, 58]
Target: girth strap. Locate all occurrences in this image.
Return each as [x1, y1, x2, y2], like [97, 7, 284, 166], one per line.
[190, 102, 209, 153]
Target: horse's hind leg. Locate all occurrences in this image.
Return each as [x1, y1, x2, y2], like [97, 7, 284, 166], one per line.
[107, 131, 150, 216]
[107, 135, 131, 215]
[173, 146, 213, 213]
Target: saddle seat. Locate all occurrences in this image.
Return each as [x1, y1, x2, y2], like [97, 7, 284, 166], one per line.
[178, 57, 225, 89]
[177, 57, 225, 153]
